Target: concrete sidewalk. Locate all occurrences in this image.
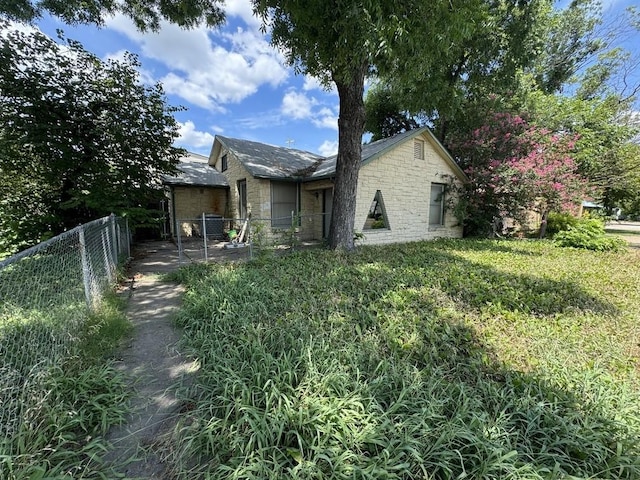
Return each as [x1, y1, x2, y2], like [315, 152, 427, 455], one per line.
[104, 241, 197, 479]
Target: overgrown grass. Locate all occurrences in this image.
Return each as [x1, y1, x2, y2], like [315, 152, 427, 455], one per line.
[0, 293, 132, 479]
[166, 239, 640, 479]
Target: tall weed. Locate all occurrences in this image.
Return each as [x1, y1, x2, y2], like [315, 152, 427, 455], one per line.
[167, 240, 640, 479]
[1, 295, 132, 479]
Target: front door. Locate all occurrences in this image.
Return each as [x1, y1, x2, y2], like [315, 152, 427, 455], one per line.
[238, 180, 247, 220]
[322, 188, 333, 239]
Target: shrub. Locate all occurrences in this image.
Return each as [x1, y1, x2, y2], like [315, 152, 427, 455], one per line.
[554, 218, 627, 251]
[546, 212, 579, 237]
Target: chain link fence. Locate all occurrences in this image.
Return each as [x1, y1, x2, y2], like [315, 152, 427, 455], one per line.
[174, 213, 329, 263]
[0, 214, 130, 453]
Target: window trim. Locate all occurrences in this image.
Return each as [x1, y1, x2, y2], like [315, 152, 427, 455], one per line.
[429, 183, 446, 226]
[363, 190, 391, 231]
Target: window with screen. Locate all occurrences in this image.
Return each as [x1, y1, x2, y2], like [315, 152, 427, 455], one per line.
[271, 181, 299, 228]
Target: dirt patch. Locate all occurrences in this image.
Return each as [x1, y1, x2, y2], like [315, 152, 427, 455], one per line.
[103, 242, 198, 479]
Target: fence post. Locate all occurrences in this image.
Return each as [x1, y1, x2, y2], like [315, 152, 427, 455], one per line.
[110, 213, 118, 264]
[125, 217, 131, 258]
[177, 224, 184, 265]
[248, 217, 253, 260]
[79, 226, 93, 309]
[202, 212, 208, 262]
[101, 228, 115, 284]
[115, 218, 121, 259]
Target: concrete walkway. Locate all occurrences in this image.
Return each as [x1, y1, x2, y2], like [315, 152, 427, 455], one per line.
[606, 221, 640, 248]
[103, 241, 197, 479]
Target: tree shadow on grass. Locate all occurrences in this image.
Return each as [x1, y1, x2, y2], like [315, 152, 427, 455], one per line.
[168, 243, 637, 479]
[365, 314, 640, 479]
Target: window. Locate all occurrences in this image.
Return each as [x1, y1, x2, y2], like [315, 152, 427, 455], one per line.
[414, 139, 424, 160]
[221, 154, 228, 172]
[363, 190, 390, 230]
[429, 183, 445, 226]
[271, 181, 299, 228]
[238, 179, 247, 219]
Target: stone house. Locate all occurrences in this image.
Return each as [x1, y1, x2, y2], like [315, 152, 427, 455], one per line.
[164, 127, 467, 245]
[163, 152, 228, 238]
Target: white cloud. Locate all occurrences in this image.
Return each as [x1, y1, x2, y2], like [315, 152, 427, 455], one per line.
[224, 0, 261, 29]
[1, 21, 39, 36]
[105, 14, 288, 110]
[318, 140, 339, 156]
[103, 49, 129, 63]
[176, 121, 216, 149]
[161, 73, 225, 111]
[280, 89, 338, 130]
[281, 90, 316, 120]
[303, 75, 336, 94]
[236, 112, 284, 130]
[312, 107, 338, 130]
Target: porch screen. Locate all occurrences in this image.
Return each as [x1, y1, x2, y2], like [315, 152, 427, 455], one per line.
[271, 181, 298, 228]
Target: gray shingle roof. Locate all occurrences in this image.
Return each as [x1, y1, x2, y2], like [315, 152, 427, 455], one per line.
[217, 136, 324, 180]
[163, 152, 229, 187]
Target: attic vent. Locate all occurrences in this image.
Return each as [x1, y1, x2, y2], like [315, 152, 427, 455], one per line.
[414, 139, 424, 160]
[363, 190, 390, 230]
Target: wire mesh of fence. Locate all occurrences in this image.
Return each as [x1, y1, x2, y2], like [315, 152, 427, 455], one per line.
[173, 213, 329, 263]
[0, 214, 130, 453]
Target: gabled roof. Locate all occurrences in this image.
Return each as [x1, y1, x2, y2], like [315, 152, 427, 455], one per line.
[214, 135, 324, 180]
[309, 127, 467, 181]
[163, 152, 229, 187]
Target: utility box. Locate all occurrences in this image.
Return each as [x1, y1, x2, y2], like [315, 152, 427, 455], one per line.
[203, 214, 224, 240]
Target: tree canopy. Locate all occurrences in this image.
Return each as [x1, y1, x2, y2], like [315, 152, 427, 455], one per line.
[1, 0, 224, 31]
[0, 25, 184, 254]
[449, 112, 588, 236]
[365, 0, 640, 230]
[253, 0, 482, 249]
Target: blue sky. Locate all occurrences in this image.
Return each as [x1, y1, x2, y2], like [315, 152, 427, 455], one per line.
[28, 0, 640, 157]
[35, 0, 342, 157]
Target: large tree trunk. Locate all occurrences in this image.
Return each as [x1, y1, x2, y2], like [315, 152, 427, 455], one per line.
[328, 64, 367, 250]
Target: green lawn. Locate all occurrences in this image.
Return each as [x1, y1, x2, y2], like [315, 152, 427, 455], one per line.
[167, 239, 640, 479]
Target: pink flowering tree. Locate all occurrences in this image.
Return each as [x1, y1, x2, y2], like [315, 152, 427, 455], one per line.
[449, 112, 588, 237]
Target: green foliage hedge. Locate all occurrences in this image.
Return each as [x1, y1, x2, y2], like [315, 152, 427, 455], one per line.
[554, 217, 627, 251]
[545, 212, 579, 237]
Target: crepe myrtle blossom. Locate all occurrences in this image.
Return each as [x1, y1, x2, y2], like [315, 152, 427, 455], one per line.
[450, 112, 588, 236]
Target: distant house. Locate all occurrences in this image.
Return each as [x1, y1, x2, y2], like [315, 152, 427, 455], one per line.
[164, 127, 467, 245]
